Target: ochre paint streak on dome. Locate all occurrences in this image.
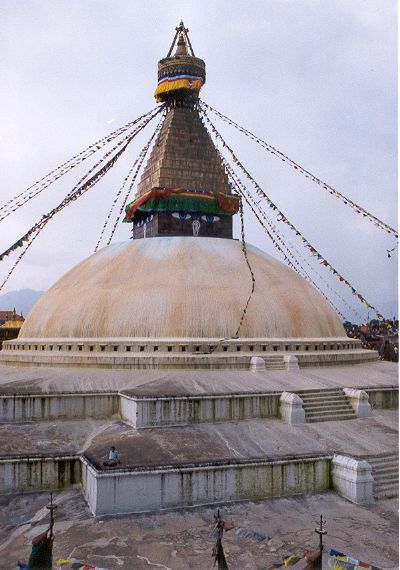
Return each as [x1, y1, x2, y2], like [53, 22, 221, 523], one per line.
[20, 237, 345, 339]
[136, 108, 231, 198]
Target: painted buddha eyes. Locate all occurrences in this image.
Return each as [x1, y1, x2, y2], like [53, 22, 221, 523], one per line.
[171, 212, 220, 222]
[172, 212, 192, 220]
[201, 215, 220, 223]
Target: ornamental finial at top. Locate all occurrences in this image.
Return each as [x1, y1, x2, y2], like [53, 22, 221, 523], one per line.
[154, 22, 206, 104]
[166, 20, 195, 57]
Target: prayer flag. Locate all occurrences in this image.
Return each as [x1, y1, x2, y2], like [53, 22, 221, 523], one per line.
[18, 530, 53, 570]
[283, 554, 301, 566]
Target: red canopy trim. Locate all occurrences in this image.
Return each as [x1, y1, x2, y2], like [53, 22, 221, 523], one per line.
[125, 187, 240, 220]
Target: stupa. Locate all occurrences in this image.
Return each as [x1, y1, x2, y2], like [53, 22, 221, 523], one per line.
[0, 23, 396, 521]
[0, 22, 374, 364]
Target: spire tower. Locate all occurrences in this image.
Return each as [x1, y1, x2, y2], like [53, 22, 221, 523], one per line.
[124, 23, 239, 239]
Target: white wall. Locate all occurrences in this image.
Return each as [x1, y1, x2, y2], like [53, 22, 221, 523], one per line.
[83, 456, 331, 515]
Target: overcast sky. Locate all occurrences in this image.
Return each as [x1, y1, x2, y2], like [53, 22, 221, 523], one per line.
[0, 0, 397, 320]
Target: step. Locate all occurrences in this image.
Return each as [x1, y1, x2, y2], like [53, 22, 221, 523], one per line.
[301, 394, 348, 401]
[375, 471, 399, 480]
[306, 416, 355, 422]
[300, 396, 347, 403]
[367, 459, 399, 469]
[374, 480, 398, 489]
[298, 395, 348, 403]
[296, 388, 343, 394]
[372, 465, 399, 476]
[372, 473, 399, 487]
[296, 392, 343, 398]
[305, 411, 354, 418]
[374, 491, 399, 501]
[367, 455, 399, 463]
[303, 402, 353, 410]
[374, 484, 399, 498]
[306, 415, 355, 423]
[305, 410, 355, 417]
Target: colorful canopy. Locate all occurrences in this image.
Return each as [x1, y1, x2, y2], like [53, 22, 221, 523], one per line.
[154, 72, 204, 102]
[123, 187, 240, 222]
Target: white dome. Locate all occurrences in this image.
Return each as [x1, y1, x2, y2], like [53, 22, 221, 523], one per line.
[20, 237, 345, 339]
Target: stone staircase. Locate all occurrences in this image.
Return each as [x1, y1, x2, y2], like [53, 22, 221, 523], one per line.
[295, 388, 356, 423]
[264, 355, 286, 370]
[363, 453, 399, 500]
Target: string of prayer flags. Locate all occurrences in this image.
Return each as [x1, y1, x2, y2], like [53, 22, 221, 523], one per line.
[0, 105, 164, 263]
[105, 122, 166, 246]
[232, 165, 346, 320]
[235, 195, 256, 338]
[224, 156, 309, 273]
[328, 548, 377, 569]
[238, 170, 362, 321]
[0, 223, 46, 292]
[223, 153, 347, 320]
[224, 159, 299, 274]
[0, 106, 165, 292]
[200, 100, 398, 240]
[95, 112, 166, 251]
[0, 106, 161, 221]
[200, 109, 385, 321]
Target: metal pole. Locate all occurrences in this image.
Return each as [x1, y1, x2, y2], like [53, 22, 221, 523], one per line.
[46, 492, 57, 540]
[314, 514, 327, 570]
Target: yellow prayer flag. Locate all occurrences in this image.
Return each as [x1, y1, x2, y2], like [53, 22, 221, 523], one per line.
[284, 554, 301, 566]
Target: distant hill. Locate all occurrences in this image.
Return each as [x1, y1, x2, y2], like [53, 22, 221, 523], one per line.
[0, 289, 44, 317]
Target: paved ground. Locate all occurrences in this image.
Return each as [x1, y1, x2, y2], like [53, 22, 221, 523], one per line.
[0, 361, 397, 569]
[84, 411, 398, 470]
[0, 420, 113, 457]
[0, 361, 397, 395]
[0, 490, 397, 569]
[1, 412, 397, 466]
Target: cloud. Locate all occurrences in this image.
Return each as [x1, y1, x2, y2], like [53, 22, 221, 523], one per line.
[0, 0, 397, 320]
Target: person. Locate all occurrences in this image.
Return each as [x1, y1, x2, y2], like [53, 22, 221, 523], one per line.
[383, 340, 395, 362]
[103, 446, 120, 467]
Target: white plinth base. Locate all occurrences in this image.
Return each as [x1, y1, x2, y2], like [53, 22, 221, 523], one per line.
[284, 355, 300, 370]
[249, 357, 266, 372]
[279, 392, 305, 424]
[343, 388, 372, 418]
[331, 454, 374, 505]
